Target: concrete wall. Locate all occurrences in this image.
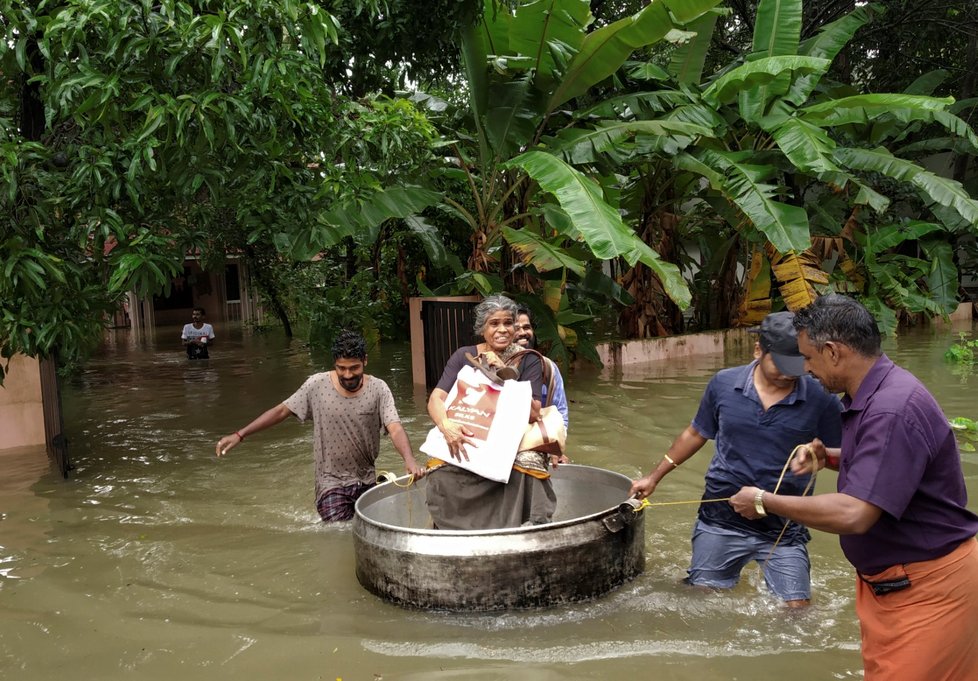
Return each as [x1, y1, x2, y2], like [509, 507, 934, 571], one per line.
[0, 354, 45, 450]
[584, 301, 975, 372]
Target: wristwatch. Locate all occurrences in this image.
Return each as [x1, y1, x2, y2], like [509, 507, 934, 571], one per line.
[754, 489, 767, 517]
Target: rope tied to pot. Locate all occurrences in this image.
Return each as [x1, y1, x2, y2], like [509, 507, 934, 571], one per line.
[627, 444, 818, 564]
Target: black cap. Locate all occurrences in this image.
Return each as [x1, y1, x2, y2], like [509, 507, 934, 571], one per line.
[749, 311, 805, 377]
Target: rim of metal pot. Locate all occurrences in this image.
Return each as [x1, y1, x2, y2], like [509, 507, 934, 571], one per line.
[354, 463, 638, 537]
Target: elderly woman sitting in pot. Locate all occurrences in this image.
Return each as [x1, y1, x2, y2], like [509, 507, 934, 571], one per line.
[425, 294, 558, 530]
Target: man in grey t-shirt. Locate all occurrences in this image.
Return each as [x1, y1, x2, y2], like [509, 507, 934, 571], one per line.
[215, 330, 425, 521]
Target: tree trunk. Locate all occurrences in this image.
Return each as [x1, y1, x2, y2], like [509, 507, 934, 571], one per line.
[244, 245, 293, 337]
[618, 211, 683, 338]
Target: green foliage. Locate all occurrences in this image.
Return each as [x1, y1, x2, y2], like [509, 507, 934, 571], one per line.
[603, 0, 978, 327]
[949, 416, 978, 453]
[0, 0, 452, 373]
[388, 0, 726, 360]
[945, 333, 978, 366]
[321, 0, 480, 95]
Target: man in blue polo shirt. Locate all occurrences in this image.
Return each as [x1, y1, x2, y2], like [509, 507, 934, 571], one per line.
[631, 311, 842, 606]
[730, 295, 978, 680]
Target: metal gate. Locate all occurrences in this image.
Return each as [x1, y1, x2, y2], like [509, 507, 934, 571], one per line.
[39, 356, 71, 478]
[420, 300, 479, 391]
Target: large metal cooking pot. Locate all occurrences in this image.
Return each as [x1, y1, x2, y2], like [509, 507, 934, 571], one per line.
[353, 464, 645, 611]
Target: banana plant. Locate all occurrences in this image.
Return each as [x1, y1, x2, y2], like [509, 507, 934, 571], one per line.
[293, 0, 724, 358]
[577, 0, 978, 327]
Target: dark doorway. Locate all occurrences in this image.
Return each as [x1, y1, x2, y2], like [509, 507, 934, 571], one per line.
[421, 300, 478, 391]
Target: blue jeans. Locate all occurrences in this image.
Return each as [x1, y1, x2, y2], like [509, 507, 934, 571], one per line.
[687, 518, 811, 601]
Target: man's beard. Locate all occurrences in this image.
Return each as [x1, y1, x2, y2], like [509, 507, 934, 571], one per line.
[340, 375, 363, 391]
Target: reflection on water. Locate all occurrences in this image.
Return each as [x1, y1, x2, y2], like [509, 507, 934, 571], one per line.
[1, 320, 976, 680]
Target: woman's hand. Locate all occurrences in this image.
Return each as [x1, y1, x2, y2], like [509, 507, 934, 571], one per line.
[440, 419, 475, 461]
[549, 453, 569, 469]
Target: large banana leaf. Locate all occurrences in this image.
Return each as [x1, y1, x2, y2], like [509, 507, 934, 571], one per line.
[479, 1, 513, 57]
[548, 119, 711, 163]
[627, 61, 672, 82]
[786, 3, 880, 105]
[860, 297, 899, 336]
[667, 11, 721, 84]
[702, 56, 830, 107]
[505, 150, 691, 308]
[920, 239, 959, 314]
[799, 4, 880, 60]
[484, 76, 542, 159]
[666, 101, 727, 130]
[404, 215, 452, 270]
[275, 185, 440, 260]
[501, 225, 587, 276]
[834, 147, 978, 226]
[695, 150, 811, 253]
[770, 118, 843, 177]
[287, 185, 444, 260]
[548, 0, 722, 110]
[897, 137, 978, 156]
[460, 21, 491, 165]
[743, 0, 804, 119]
[345, 185, 444, 244]
[505, 151, 635, 257]
[737, 247, 773, 324]
[903, 69, 949, 96]
[860, 220, 947, 255]
[539, 202, 582, 240]
[844, 107, 978, 149]
[674, 152, 724, 190]
[853, 182, 890, 213]
[929, 111, 978, 149]
[576, 89, 693, 118]
[766, 244, 829, 310]
[510, 0, 590, 79]
[801, 94, 955, 124]
[628, 240, 692, 310]
[752, 0, 802, 56]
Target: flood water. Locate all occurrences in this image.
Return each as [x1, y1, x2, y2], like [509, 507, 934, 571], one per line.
[2, 319, 977, 680]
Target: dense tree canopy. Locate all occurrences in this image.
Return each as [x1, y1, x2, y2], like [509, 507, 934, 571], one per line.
[2, 0, 977, 383]
[0, 0, 460, 380]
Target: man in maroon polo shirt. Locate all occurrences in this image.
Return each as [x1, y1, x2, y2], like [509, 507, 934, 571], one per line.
[729, 295, 978, 681]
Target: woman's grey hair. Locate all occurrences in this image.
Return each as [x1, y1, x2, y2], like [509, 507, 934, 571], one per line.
[472, 295, 518, 336]
[792, 294, 882, 358]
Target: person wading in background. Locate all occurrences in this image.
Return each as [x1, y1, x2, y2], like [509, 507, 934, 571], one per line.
[181, 307, 215, 360]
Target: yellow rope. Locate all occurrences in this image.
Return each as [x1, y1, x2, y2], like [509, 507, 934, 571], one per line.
[376, 471, 416, 487]
[639, 497, 730, 508]
[632, 443, 817, 566]
[377, 463, 449, 488]
[760, 443, 817, 564]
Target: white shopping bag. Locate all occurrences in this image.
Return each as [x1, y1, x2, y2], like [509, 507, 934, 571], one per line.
[420, 365, 531, 482]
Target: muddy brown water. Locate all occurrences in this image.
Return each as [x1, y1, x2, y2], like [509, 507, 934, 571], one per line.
[2, 320, 976, 680]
